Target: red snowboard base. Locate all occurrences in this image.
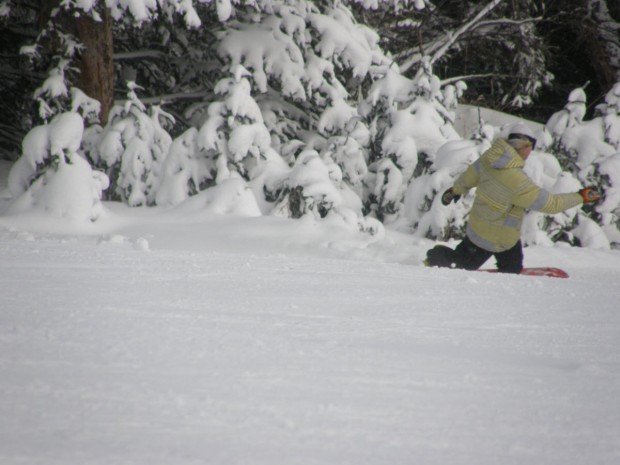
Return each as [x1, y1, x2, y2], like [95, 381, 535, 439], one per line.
[480, 267, 569, 278]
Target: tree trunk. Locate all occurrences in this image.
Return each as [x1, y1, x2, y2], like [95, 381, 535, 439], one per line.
[39, 1, 114, 125]
[75, 7, 114, 125]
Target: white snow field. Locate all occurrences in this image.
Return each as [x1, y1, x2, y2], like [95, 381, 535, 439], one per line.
[1, 162, 619, 465]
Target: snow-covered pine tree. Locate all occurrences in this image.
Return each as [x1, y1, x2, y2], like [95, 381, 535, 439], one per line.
[154, 127, 204, 207]
[8, 0, 614, 249]
[544, 84, 620, 248]
[5, 109, 108, 221]
[3, 0, 205, 216]
[583, 82, 620, 246]
[170, 0, 390, 231]
[191, 64, 287, 213]
[359, 57, 462, 232]
[94, 82, 173, 206]
[545, 87, 588, 164]
[520, 146, 583, 247]
[348, 0, 552, 116]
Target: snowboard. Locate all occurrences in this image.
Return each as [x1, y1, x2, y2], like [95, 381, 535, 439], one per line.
[480, 267, 569, 278]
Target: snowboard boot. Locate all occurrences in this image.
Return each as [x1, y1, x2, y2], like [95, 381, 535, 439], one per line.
[425, 245, 457, 268]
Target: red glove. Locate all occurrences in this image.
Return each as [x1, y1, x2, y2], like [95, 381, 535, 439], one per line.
[579, 187, 601, 203]
[441, 188, 461, 206]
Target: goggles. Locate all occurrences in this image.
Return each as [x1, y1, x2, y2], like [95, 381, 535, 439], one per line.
[508, 133, 536, 150]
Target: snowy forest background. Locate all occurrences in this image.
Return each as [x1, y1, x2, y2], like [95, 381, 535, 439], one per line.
[0, 0, 619, 249]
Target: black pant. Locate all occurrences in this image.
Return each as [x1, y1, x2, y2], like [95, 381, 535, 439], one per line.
[426, 237, 523, 274]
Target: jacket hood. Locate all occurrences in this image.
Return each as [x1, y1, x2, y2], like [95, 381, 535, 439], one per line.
[484, 138, 524, 170]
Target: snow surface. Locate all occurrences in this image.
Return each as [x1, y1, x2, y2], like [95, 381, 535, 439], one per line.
[1, 162, 619, 465]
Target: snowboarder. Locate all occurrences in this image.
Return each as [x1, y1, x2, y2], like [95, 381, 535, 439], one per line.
[425, 122, 601, 273]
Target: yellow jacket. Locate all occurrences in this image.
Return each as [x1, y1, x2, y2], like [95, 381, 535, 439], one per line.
[453, 139, 583, 252]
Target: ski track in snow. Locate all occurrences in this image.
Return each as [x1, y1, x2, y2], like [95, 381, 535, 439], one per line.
[0, 217, 619, 465]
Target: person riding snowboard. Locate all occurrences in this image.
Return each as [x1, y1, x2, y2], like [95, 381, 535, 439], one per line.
[425, 122, 601, 273]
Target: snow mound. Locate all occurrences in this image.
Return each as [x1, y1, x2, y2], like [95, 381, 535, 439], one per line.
[170, 178, 262, 217]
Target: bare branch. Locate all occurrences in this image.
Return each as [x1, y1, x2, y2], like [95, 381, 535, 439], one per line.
[397, 38, 443, 72]
[2, 26, 38, 40]
[114, 50, 167, 61]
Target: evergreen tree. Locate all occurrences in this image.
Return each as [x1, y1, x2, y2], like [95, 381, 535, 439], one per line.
[359, 57, 461, 228]
[348, 0, 552, 115]
[1, 0, 618, 247]
[544, 85, 619, 248]
[6, 109, 108, 221]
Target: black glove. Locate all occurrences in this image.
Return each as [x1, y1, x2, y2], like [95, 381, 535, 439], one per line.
[441, 187, 461, 206]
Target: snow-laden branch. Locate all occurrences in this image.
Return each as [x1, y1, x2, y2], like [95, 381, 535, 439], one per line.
[428, 0, 502, 66]
[2, 25, 38, 39]
[400, 0, 503, 72]
[396, 38, 441, 72]
[396, 16, 542, 68]
[475, 16, 543, 29]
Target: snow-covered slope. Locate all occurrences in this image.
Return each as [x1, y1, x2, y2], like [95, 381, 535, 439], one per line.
[1, 198, 619, 465]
